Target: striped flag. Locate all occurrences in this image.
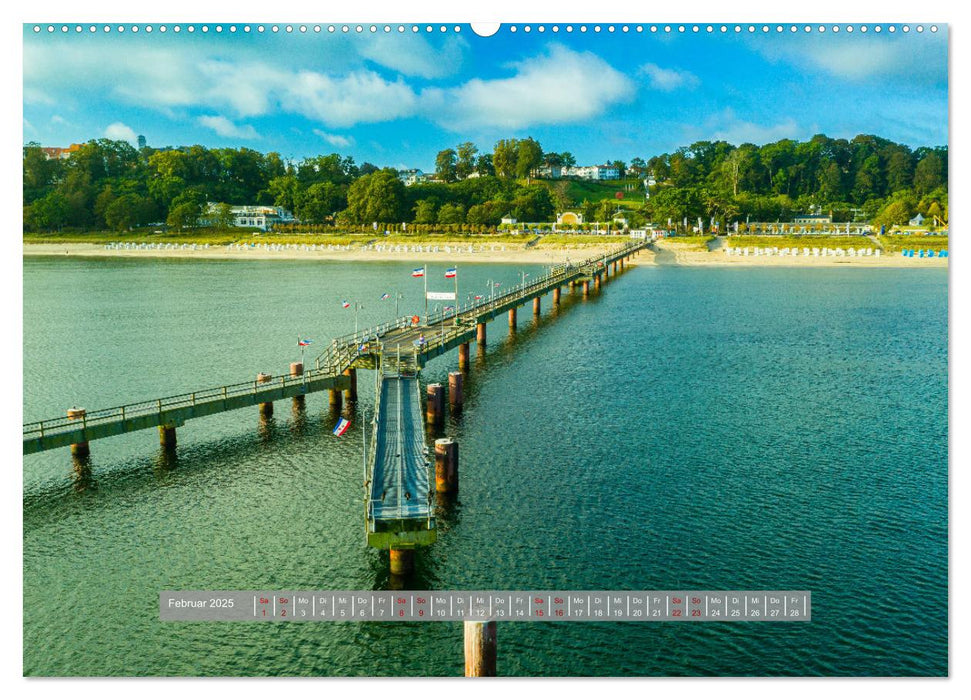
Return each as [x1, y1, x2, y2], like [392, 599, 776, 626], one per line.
[380, 293, 390, 300]
[474, 295, 483, 300]
[332, 417, 350, 436]
[444, 268, 457, 278]
[297, 339, 312, 347]
[411, 267, 425, 277]
[342, 300, 350, 308]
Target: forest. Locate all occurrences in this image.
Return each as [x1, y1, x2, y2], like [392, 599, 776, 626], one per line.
[22, 133, 947, 233]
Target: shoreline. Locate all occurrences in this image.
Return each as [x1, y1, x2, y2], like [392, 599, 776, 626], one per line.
[23, 242, 947, 268]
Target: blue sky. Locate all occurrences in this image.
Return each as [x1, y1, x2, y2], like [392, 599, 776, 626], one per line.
[22, 24, 948, 170]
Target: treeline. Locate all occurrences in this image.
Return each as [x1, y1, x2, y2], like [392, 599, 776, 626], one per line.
[641, 134, 948, 227]
[23, 132, 948, 234]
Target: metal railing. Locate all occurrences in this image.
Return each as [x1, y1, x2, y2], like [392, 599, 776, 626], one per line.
[23, 367, 337, 441]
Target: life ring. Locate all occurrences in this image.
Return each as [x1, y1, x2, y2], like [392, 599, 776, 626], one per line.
[411, 315, 420, 326]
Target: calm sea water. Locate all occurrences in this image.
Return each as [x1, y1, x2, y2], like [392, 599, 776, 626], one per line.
[23, 256, 948, 676]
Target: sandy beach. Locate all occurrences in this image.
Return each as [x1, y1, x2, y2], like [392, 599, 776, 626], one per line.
[23, 242, 631, 265]
[23, 240, 947, 268]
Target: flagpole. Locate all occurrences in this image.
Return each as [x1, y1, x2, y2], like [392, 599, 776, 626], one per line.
[424, 261, 428, 324]
[453, 264, 459, 325]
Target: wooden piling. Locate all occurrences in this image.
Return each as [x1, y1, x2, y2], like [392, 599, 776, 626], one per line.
[508, 307, 517, 329]
[448, 372, 463, 412]
[256, 373, 273, 418]
[328, 388, 343, 412]
[458, 342, 470, 371]
[594, 274, 601, 291]
[158, 424, 177, 449]
[435, 437, 459, 493]
[426, 383, 444, 425]
[476, 322, 487, 346]
[552, 287, 561, 307]
[67, 407, 89, 458]
[343, 367, 357, 404]
[533, 297, 541, 316]
[582, 280, 590, 298]
[464, 620, 497, 677]
[389, 548, 414, 576]
[290, 362, 305, 410]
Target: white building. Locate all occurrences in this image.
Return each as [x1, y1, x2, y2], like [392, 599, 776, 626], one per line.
[535, 164, 620, 181]
[397, 169, 429, 186]
[203, 203, 296, 231]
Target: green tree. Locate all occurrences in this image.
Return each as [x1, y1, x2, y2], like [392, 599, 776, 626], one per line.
[493, 139, 518, 178]
[914, 152, 944, 195]
[167, 202, 201, 230]
[437, 203, 465, 224]
[516, 137, 543, 179]
[435, 148, 458, 183]
[455, 142, 478, 180]
[296, 181, 345, 223]
[873, 200, 912, 228]
[413, 199, 438, 224]
[344, 169, 406, 223]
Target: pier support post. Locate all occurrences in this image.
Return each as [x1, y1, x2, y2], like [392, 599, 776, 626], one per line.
[594, 274, 601, 291]
[426, 383, 445, 425]
[458, 342, 470, 371]
[552, 287, 561, 307]
[158, 424, 177, 450]
[613, 261, 618, 274]
[582, 280, 590, 298]
[448, 372, 464, 412]
[508, 308, 517, 329]
[343, 368, 358, 404]
[290, 362, 305, 410]
[464, 620, 497, 677]
[328, 388, 343, 413]
[67, 407, 89, 458]
[476, 322, 487, 347]
[435, 437, 459, 493]
[390, 548, 414, 576]
[533, 297, 541, 316]
[256, 373, 273, 418]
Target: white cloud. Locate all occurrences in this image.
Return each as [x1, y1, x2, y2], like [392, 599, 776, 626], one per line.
[753, 33, 947, 85]
[312, 130, 355, 148]
[282, 71, 418, 127]
[104, 121, 137, 143]
[638, 63, 699, 91]
[50, 115, 68, 125]
[422, 44, 635, 131]
[358, 34, 468, 79]
[197, 115, 260, 140]
[685, 109, 803, 146]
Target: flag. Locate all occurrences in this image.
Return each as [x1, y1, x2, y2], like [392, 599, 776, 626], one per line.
[445, 268, 457, 278]
[297, 339, 312, 347]
[358, 343, 369, 353]
[332, 417, 350, 436]
[380, 293, 390, 300]
[444, 305, 454, 311]
[494, 282, 501, 287]
[412, 268, 425, 277]
[474, 295, 483, 300]
[342, 300, 350, 308]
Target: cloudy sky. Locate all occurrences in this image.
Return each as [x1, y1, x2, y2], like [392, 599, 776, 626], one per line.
[22, 23, 948, 169]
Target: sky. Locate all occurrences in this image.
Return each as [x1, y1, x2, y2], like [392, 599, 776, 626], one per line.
[22, 23, 949, 170]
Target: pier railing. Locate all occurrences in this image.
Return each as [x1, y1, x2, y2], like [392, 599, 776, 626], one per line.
[23, 367, 337, 442]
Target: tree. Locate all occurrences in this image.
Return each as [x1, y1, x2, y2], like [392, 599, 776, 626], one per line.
[297, 182, 345, 223]
[493, 139, 518, 178]
[167, 202, 201, 230]
[873, 200, 912, 228]
[914, 152, 944, 195]
[344, 169, 406, 223]
[213, 202, 235, 229]
[516, 138, 543, 179]
[413, 199, 437, 224]
[456, 142, 479, 179]
[437, 203, 465, 224]
[435, 148, 458, 183]
[266, 175, 300, 212]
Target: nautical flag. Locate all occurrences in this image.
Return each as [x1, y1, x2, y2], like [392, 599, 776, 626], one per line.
[332, 417, 350, 436]
[445, 268, 457, 278]
[298, 339, 312, 347]
[494, 282, 501, 287]
[412, 268, 425, 277]
[342, 300, 350, 308]
[474, 295, 483, 300]
[444, 305, 454, 311]
[358, 343, 369, 353]
[380, 293, 390, 300]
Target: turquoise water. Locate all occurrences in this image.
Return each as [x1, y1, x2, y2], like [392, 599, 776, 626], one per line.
[23, 256, 948, 676]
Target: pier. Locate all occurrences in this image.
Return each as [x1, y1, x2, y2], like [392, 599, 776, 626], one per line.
[23, 240, 647, 568]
